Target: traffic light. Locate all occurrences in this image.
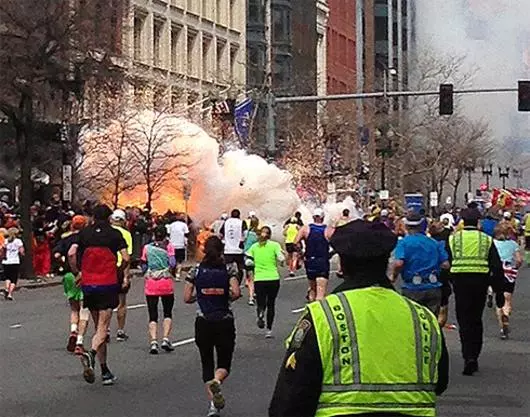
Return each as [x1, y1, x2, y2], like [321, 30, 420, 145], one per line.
[518, 80, 530, 112]
[439, 84, 454, 115]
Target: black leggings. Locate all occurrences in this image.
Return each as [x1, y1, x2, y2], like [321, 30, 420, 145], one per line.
[146, 295, 174, 323]
[195, 317, 236, 383]
[255, 280, 280, 330]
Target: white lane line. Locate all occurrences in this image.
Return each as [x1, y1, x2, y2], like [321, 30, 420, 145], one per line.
[9, 324, 22, 329]
[172, 337, 195, 347]
[113, 303, 146, 312]
[291, 307, 305, 314]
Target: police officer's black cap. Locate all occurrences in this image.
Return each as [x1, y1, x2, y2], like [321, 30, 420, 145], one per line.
[461, 207, 481, 222]
[330, 219, 397, 260]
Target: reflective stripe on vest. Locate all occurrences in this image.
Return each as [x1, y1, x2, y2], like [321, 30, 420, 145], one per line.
[449, 230, 491, 274]
[307, 287, 440, 417]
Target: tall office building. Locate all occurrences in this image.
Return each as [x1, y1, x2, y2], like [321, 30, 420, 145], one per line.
[122, 0, 247, 112]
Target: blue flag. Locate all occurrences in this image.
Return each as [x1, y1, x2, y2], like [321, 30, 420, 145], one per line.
[234, 98, 254, 145]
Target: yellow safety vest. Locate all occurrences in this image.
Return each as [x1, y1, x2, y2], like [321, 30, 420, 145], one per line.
[524, 215, 530, 237]
[449, 229, 492, 274]
[303, 287, 441, 417]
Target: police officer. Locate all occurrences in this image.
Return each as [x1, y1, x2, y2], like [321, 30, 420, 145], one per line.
[447, 208, 504, 376]
[269, 220, 449, 417]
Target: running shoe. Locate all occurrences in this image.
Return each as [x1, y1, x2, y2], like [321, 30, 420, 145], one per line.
[80, 351, 96, 384]
[102, 371, 117, 386]
[257, 314, 265, 329]
[175, 273, 181, 282]
[161, 339, 174, 352]
[207, 380, 225, 410]
[67, 332, 77, 353]
[248, 298, 255, 306]
[116, 330, 129, 342]
[207, 402, 221, 417]
[6, 294, 13, 301]
[74, 345, 85, 356]
[289, 271, 295, 277]
[486, 293, 493, 308]
[500, 328, 508, 340]
[150, 341, 159, 355]
[265, 330, 273, 339]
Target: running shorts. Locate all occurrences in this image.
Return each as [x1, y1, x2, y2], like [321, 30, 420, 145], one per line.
[3, 264, 20, 284]
[285, 243, 298, 254]
[175, 248, 186, 263]
[63, 272, 83, 301]
[83, 291, 119, 311]
[305, 257, 330, 280]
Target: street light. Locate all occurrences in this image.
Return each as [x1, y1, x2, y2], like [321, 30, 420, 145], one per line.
[498, 166, 510, 189]
[481, 163, 493, 190]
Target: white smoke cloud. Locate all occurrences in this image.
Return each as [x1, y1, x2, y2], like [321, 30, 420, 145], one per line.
[414, 0, 530, 166]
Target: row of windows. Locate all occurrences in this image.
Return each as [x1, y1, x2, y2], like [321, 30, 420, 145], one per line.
[133, 12, 241, 83]
[168, 0, 241, 30]
[328, 28, 356, 70]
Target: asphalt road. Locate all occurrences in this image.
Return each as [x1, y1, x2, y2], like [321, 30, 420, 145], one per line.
[1, 267, 529, 417]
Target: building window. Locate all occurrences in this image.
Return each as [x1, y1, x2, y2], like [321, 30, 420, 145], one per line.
[202, 36, 212, 80]
[248, 0, 263, 23]
[187, 30, 198, 77]
[248, 46, 264, 86]
[273, 7, 291, 42]
[217, 40, 226, 81]
[230, 44, 239, 80]
[153, 18, 165, 68]
[133, 12, 146, 61]
[171, 25, 182, 72]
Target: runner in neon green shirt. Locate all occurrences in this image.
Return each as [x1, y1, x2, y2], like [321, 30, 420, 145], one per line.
[246, 226, 285, 338]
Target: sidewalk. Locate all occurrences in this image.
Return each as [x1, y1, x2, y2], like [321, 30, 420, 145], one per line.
[16, 261, 196, 290]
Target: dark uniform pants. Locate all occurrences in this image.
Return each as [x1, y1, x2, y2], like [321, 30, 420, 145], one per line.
[452, 273, 489, 361]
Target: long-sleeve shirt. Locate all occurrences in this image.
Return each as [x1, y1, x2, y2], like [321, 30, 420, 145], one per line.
[269, 279, 450, 417]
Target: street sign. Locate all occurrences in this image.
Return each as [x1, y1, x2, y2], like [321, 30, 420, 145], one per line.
[379, 190, 389, 200]
[62, 165, 73, 202]
[430, 191, 438, 207]
[445, 196, 452, 205]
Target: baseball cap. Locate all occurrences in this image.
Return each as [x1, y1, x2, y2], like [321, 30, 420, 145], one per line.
[404, 213, 424, 227]
[503, 211, 512, 220]
[313, 208, 325, 218]
[111, 209, 127, 222]
[381, 209, 389, 217]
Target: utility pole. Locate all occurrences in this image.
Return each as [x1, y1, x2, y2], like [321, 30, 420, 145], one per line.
[264, 0, 276, 156]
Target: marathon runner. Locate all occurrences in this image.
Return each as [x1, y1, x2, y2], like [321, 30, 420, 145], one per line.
[220, 209, 247, 284]
[283, 217, 300, 277]
[68, 204, 129, 385]
[141, 225, 176, 353]
[294, 208, 334, 301]
[184, 236, 241, 417]
[53, 215, 90, 354]
[243, 218, 259, 305]
[246, 226, 285, 338]
[110, 209, 133, 342]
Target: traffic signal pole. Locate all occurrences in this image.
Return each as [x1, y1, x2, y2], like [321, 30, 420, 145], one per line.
[265, 85, 519, 153]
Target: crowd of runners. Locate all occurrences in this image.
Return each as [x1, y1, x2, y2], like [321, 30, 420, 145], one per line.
[1, 194, 529, 416]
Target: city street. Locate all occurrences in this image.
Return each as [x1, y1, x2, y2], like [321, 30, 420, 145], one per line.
[1, 268, 529, 417]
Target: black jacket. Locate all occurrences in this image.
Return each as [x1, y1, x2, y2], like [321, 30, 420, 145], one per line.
[269, 279, 449, 417]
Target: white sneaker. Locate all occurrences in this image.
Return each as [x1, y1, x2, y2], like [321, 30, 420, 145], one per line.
[207, 402, 220, 417]
[265, 330, 273, 339]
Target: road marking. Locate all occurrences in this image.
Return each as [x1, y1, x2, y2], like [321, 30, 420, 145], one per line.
[292, 307, 305, 314]
[9, 324, 22, 329]
[113, 303, 146, 312]
[172, 337, 195, 347]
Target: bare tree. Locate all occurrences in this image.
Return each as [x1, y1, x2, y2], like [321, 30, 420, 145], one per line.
[0, 0, 126, 275]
